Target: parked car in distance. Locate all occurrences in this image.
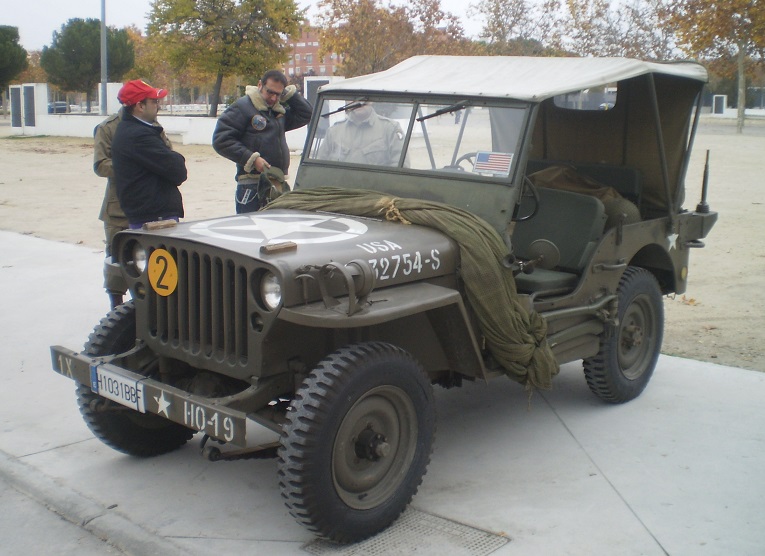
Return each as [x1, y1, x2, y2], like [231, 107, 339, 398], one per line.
[48, 101, 67, 114]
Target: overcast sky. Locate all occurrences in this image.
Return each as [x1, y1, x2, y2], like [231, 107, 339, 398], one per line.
[7, 0, 485, 52]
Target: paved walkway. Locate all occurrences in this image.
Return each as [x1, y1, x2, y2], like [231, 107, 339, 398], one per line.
[1, 231, 763, 555]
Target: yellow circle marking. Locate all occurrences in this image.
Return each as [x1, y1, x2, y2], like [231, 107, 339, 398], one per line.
[148, 249, 178, 297]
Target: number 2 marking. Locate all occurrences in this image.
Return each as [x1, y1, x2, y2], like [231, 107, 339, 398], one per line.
[154, 255, 169, 290]
[148, 249, 178, 297]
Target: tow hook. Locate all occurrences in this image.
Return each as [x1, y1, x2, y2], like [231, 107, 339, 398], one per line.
[199, 435, 279, 461]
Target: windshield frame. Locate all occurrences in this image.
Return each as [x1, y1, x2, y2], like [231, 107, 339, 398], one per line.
[303, 93, 532, 185]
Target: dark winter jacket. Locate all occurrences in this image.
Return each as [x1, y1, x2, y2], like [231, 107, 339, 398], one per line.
[112, 112, 187, 225]
[212, 86, 312, 179]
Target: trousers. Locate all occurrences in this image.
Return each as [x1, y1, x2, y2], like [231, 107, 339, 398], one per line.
[235, 183, 261, 213]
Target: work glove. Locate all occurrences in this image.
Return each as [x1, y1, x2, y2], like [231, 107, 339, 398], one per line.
[281, 85, 297, 103]
[257, 167, 289, 206]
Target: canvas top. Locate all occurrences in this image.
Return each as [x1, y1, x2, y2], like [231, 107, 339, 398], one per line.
[320, 56, 708, 101]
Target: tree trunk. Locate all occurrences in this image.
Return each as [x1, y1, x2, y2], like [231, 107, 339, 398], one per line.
[737, 45, 745, 134]
[209, 72, 224, 118]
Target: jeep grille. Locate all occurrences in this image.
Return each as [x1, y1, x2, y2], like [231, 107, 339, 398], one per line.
[147, 247, 250, 364]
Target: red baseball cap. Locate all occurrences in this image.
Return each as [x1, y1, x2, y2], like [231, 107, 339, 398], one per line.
[117, 79, 168, 106]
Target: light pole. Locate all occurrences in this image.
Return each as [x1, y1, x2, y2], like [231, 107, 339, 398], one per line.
[100, 0, 107, 116]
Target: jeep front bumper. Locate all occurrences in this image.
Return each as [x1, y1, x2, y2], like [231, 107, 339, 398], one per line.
[51, 346, 247, 447]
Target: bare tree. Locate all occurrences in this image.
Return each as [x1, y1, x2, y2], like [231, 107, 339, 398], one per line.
[621, 0, 678, 60]
[559, 0, 624, 56]
[469, 0, 566, 55]
[317, 0, 473, 77]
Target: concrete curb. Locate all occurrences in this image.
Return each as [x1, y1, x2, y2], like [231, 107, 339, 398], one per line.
[0, 449, 186, 556]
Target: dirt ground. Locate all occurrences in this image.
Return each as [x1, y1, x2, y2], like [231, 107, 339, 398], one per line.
[1, 118, 763, 372]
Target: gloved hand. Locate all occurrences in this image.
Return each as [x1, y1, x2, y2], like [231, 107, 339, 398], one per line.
[257, 167, 288, 206]
[280, 85, 297, 103]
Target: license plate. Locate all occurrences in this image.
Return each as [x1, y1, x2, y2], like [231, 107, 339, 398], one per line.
[90, 364, 146, 413]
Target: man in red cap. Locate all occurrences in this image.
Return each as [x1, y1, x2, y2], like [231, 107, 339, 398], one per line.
[111, 79, 188, 229]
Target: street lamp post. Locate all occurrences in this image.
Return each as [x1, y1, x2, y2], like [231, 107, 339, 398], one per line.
[100, 0, 107, 116]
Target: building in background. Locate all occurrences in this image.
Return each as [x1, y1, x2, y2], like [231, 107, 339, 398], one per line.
[283, 28, 343, 79]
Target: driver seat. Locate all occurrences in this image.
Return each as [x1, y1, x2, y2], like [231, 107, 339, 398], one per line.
[512, 187, 607, 294]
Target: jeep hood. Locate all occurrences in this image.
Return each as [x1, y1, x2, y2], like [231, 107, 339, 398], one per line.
[124, 209, 457, 281]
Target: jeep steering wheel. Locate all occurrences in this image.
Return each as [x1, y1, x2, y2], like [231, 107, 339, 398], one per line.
[442, 151, 477, 172]
[513, 177, 540, 222]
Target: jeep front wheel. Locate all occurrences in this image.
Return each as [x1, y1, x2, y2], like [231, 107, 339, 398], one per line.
[278, 342, 435, 543]
[77, 302, 194, 457]
[583, 266, 664, 403]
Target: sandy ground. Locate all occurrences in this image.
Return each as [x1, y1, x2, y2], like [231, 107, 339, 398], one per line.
[1, 118, 763, 372]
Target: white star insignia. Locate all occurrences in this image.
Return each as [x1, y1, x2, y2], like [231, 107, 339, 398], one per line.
[154, 392, 171, 417]
[190, 213, 368, 245]
[217, 214, 338, 241]
[667, 232, 679, 251]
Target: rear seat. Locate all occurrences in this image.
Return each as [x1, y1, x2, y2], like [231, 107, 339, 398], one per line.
[512, 187, 607, 295]
[525, 159, 642, 210]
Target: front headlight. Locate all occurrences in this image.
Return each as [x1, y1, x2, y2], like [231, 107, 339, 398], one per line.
[260, 272, 282, 310]
[133, 244, 148, 273]
[121, 239, 148, 278]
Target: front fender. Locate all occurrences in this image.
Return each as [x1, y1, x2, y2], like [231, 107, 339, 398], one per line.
[279, 282, 461, 327]
[278, 282, 487, 379]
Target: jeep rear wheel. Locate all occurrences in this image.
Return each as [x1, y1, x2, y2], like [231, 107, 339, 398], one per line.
[583, 266, 664, 403]
[77, 302, 194, 457]
[278, 342, 435, 543]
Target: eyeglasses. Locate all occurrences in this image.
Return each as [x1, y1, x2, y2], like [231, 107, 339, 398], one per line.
[263, 87, 283, 98]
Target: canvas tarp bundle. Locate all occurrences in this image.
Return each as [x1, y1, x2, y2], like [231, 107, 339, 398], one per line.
[265, 187, 559, 389]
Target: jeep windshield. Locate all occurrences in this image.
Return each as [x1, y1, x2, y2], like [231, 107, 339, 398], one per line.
[306, 96, 527, 180]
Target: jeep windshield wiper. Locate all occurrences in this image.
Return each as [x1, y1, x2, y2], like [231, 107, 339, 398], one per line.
[321, 100, 368, 118]
[416, 100, 468, 122]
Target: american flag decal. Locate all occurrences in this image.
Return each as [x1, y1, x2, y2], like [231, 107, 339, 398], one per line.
[473, 151, 513, 176]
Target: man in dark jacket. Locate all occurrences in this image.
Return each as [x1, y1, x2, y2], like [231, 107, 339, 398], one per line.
[212, 70, 312, 213]
[112, 80, 188, 228]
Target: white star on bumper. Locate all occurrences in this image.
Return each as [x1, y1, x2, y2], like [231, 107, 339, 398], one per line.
[154, 392, 171, 417]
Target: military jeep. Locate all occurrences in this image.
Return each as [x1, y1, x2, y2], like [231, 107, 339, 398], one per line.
[51, 56, 717, 543]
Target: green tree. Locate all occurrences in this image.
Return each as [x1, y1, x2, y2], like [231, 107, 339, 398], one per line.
[667, 0, 765, 132]
[125, 26, 181, 102]
[148, 0, 303, 117]
[0, 26, 28, 115]
[128, 25, 241, 111]
[40, 18, 134, 112]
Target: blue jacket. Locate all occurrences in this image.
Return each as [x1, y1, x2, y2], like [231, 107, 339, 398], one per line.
[112, 112, 187, 225]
